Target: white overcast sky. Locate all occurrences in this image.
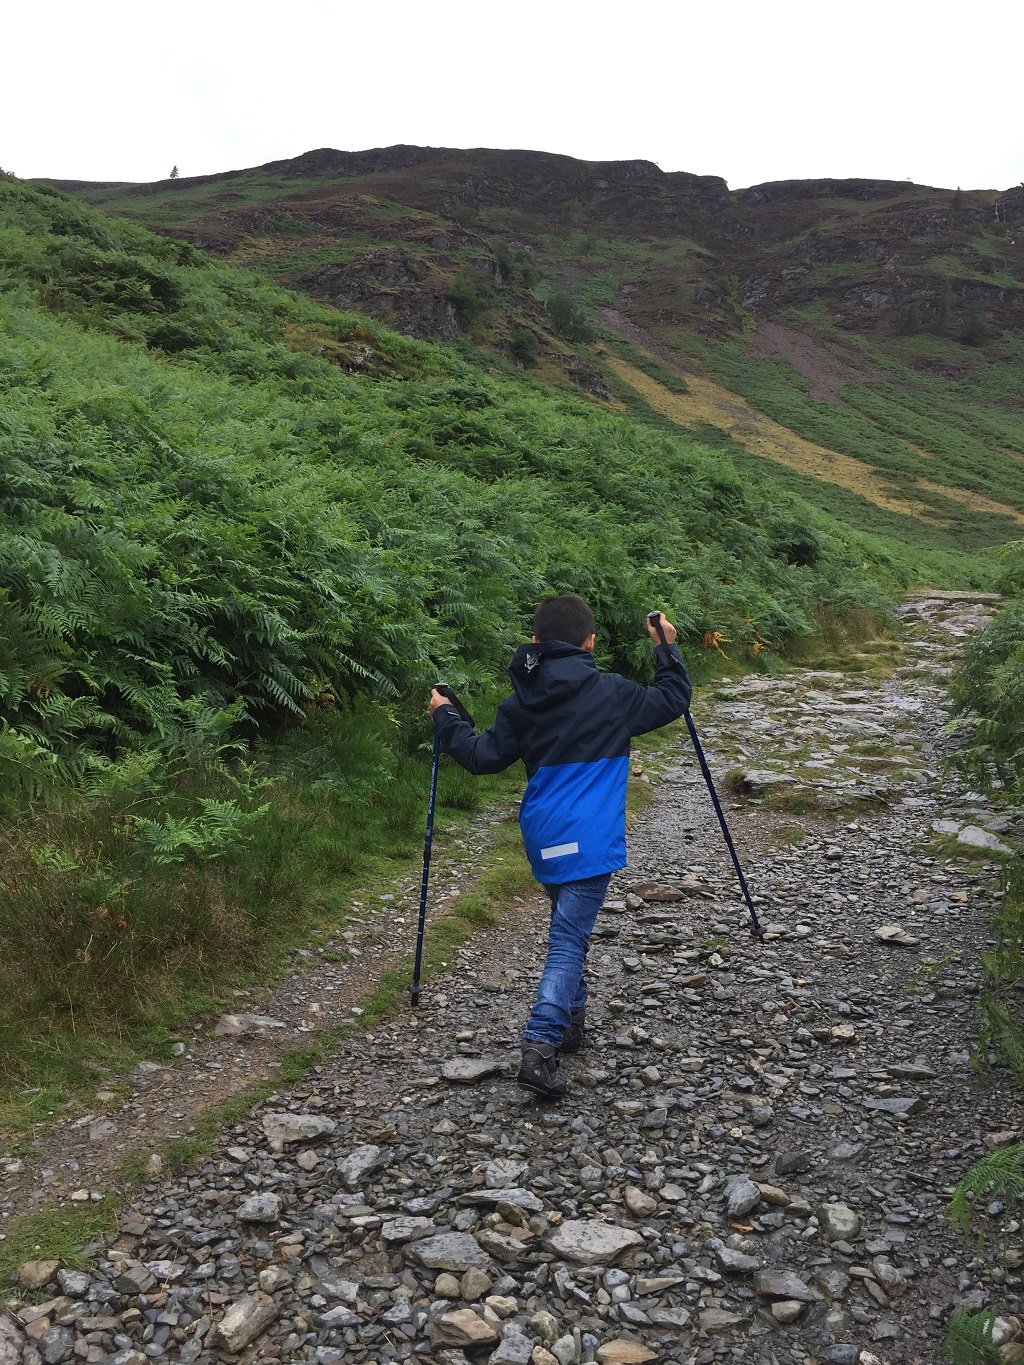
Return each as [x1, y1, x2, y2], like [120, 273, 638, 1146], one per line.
[5, 0, 1022, 191]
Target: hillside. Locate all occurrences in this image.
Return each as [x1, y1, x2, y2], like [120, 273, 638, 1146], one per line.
[52, 146, 1024, 561]
[3, 171, 964, 1089]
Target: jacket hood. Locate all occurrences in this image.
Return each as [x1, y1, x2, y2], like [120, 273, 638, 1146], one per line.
[508, 640, 597, 708]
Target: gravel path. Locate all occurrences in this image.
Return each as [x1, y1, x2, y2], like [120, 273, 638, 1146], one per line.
[4, 593, 1021, 1365]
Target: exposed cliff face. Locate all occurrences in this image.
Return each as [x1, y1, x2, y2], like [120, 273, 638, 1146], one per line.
[48, 146, 1024, 373]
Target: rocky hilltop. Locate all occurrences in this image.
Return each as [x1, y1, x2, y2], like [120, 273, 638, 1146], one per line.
[49, 147, 1024, 368]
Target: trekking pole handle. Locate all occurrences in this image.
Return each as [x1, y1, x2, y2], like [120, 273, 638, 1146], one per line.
[434, 683, 475, 728]
[647, 611, 670, 648]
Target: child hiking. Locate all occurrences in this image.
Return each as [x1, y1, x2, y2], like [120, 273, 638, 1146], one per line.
[429, 595, 692, 1098]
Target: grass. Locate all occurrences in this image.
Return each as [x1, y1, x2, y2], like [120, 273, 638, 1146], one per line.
[0, 746, 524, 1133]
[0, 1199, 119, 1277]
[607, 348, 1024, 541]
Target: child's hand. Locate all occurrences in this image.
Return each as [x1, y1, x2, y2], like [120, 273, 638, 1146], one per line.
[647, 613, 678, 644]
[429, 688, 447, 714]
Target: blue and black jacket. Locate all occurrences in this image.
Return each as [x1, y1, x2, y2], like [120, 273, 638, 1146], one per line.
[432, 640, 691, 884]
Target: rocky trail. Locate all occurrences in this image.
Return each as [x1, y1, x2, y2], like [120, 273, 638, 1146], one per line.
[4, 593, 1022, 1365]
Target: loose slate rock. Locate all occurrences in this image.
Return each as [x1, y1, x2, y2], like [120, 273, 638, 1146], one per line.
[546, 1219, 644, 1265]
[723, 1174, 761, 1217]
[16, 1259, 59, 1291]
[753, 1270, 821, 1302]
[432, 1309, 498, 1347]
[441, 1056, 505, 1083]
[237, 1192, 282, 1223]
[209, 1292, 277, 1352]
[261, 1112, 336, 1146]
[596, 1341, 659, 1363]
[820, 1203, 863, 1240]
[490, 1327, 534, 1364]
[864, 1096, 924, 1117]
[337, 1143, 386, 1187]
[407, 1231, 495, 1272]
[874, 923, 921, 946]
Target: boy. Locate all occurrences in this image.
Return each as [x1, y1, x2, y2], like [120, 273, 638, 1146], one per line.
[429, 595, 691, 1099]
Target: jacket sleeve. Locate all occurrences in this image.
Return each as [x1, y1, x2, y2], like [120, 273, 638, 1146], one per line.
[621, 643, 692, 738]
[432, 696, 523, 774]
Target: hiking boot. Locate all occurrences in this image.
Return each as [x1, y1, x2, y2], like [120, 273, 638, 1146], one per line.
[560, 1007, 586, 1054]
[517, 1041, 566, 1099]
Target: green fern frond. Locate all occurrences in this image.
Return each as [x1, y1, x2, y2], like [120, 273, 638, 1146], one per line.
[942, 1305, 1000, 1364]
[948, 1144, 1024, 1243]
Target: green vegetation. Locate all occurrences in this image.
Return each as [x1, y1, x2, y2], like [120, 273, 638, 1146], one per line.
[696, 337, 1024, 545]
[942, 545, 1024, 1362]
[0, 1199, 119, 1278]
[1, 175, 938, 1101]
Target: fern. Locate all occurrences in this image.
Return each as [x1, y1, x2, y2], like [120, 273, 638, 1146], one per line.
[948, 1145, 1024, 1243]
[942, 1306, 1001, 1365]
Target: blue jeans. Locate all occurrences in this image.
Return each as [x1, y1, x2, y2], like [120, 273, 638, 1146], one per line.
[523, 874, 612, 1048]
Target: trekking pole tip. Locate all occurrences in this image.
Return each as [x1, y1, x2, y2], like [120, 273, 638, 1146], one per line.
[409, 986, 421, 1008]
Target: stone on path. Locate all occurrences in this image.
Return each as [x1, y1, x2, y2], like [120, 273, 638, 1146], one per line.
[596, 1340, 659, 1363]
[261, 1112, 335, 1146]
[407, 1231, 495, 1272]
[490, 1327, 535, 1364]
[624, 1185, 658, 1218]
[431, 1309, 498, 1347]
[820, 1202, 863, 1240]
[16, 1259, 59, 1291]
[753, 1270, 821, 1302]
[0, 1315, 24, 1365]
[337, 1143, 386, 1187]
[700, 1307, 748, 1332]
[874, 923, 921, 946]
[723, 1174, 761, 1217]
[485, 1158, 528, 1187]
[630, 882, 686, 902]
[442, 1056, 505, 1083]
[214, 1012, 286, 1036]
[546, 1219, 644, 1265]
[864, 1095, 924, 1117]
[209, 1292, 278, 1352]
[237, 1192, 282, 1223]
[957, 825, 1012, 854]
[772, 1299, 806, 1323]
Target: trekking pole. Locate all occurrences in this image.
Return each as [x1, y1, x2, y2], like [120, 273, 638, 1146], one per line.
[410, 684, 475, 1007]
[648, 613, 765, 939]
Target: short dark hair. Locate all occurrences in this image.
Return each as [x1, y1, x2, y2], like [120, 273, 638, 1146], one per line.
[532, 594, 596, 646]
